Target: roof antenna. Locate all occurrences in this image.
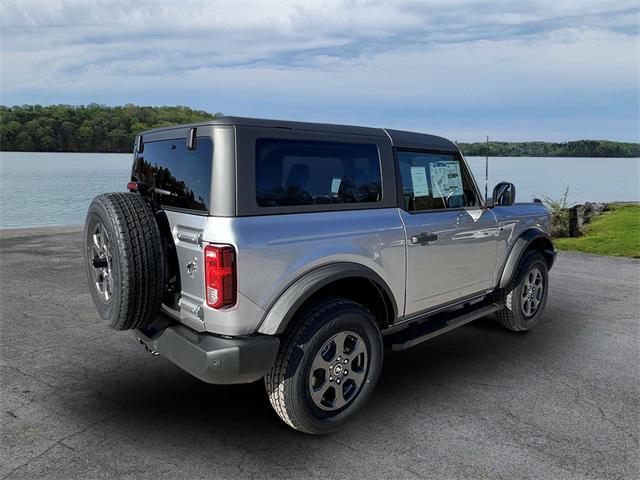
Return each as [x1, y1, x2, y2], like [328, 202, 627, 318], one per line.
[484, 135, 489, 201]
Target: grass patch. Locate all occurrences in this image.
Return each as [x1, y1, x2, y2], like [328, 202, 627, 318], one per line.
[554, 204, 640, 258]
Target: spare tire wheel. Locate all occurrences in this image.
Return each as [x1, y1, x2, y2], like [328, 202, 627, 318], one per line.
[84, 192, 165, 330]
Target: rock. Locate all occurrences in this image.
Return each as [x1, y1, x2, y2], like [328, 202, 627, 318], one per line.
[582, 202, 608, 224]
[592, 202, 608, 214]
[550, 202, 609, 238]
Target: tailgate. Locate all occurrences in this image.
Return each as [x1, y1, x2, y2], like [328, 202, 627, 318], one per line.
[164, 210, 208, 331]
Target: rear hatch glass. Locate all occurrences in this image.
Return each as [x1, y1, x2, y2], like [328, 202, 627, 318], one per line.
[132, 137, 213, 212]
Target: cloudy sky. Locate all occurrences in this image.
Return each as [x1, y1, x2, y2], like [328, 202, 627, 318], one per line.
[1, 0, 638, 141]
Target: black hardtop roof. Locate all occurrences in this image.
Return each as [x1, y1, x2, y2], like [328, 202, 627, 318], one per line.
[142, 116, 459, 152]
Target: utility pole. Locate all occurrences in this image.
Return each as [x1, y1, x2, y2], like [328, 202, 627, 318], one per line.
[485, 135, 489, 201]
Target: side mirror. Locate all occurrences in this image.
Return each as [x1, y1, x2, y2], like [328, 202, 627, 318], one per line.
[492, 182, 516, 206]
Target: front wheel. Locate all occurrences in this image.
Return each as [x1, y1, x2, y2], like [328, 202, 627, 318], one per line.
[265, 298, 383, 434]
[495, 251, 549, 331]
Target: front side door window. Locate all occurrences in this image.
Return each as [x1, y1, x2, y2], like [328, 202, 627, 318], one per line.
[397, 151, 481, 211]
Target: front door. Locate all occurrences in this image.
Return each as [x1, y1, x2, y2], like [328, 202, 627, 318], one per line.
[396, 150, 499, 316]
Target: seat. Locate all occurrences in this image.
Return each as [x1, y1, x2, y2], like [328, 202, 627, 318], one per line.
[284, 163, 312, 204]
[339, 167, 367, 202]
[286, 164, 310, 190]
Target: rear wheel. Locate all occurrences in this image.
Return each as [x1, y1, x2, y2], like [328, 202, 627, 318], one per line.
[265, 298, 383, 434]
[84, 192, 165, 330]
[495, 251, 549, 331]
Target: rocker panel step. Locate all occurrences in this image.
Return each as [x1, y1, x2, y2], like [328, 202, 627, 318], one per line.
[385, 302, 501, 351]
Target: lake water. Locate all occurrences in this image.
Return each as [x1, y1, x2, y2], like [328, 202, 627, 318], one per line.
[0, 152, 638, 229]
[465, 156, 640, 205]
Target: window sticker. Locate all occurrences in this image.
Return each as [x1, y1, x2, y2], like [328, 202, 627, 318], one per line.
[410, 166, 430, 197]
[429, 161, 463, 198]
[331, 177, 342, 194]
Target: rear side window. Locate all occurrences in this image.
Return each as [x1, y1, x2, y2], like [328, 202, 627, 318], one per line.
[132, 138, 213, 212]
[397, 151, 479, 211]
[256, 139, 382, 207]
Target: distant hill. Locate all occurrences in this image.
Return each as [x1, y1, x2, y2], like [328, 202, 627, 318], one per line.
[1, 104, 638, 157]
[457, 140, 640, 158]
[0, 104, 221, 153]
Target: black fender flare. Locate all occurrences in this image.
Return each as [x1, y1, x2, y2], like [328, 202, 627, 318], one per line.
[257, 262, 398, 335]
[498, 229, 556, 289]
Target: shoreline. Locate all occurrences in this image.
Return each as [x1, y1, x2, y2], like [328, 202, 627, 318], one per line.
[0, 224, 82, 239]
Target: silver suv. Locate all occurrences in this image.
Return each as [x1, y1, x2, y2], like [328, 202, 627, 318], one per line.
[84, 117, 555, 434]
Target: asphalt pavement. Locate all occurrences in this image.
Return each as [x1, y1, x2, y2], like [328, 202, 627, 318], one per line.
[1, 228, 638, 479]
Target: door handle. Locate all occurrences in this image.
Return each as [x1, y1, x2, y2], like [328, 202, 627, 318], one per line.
[411, 232, 438, 245]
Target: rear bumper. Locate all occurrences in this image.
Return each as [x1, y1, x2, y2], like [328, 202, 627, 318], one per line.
[135, 321, 280, 385]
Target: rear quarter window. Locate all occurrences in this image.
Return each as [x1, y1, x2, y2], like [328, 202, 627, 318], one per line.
[255, 139, 382, 207]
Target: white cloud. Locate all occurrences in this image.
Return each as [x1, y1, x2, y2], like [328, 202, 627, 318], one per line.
[0, 0, 638, 140]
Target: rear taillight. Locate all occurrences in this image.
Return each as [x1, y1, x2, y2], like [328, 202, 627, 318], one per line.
[204, 244, 236, 309]
[127, 181, 138, 192]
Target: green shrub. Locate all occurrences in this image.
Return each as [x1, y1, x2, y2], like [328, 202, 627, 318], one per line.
[543, 186, 574, 237]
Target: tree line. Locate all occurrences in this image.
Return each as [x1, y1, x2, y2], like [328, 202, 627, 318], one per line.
[457, 140, 639, 158]
[1, 104, 638, 157]
[0, 104, 220, 153]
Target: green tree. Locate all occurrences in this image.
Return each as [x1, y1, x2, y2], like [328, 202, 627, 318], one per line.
[457, 140, 640, 158]
[14, 131, 35, 151]
[0, 104, 221, 153]
[1, 104, 637, 156]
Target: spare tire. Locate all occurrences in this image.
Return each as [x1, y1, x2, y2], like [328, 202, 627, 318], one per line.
[84, 192, 165, 330]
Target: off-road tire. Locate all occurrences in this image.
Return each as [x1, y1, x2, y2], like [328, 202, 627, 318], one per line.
[84, 192, 165, 330]
[495, 251, 549, 331]
[265, 298, 383, 434]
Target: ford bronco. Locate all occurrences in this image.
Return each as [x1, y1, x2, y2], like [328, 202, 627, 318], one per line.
[84, 117, 555, 434]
